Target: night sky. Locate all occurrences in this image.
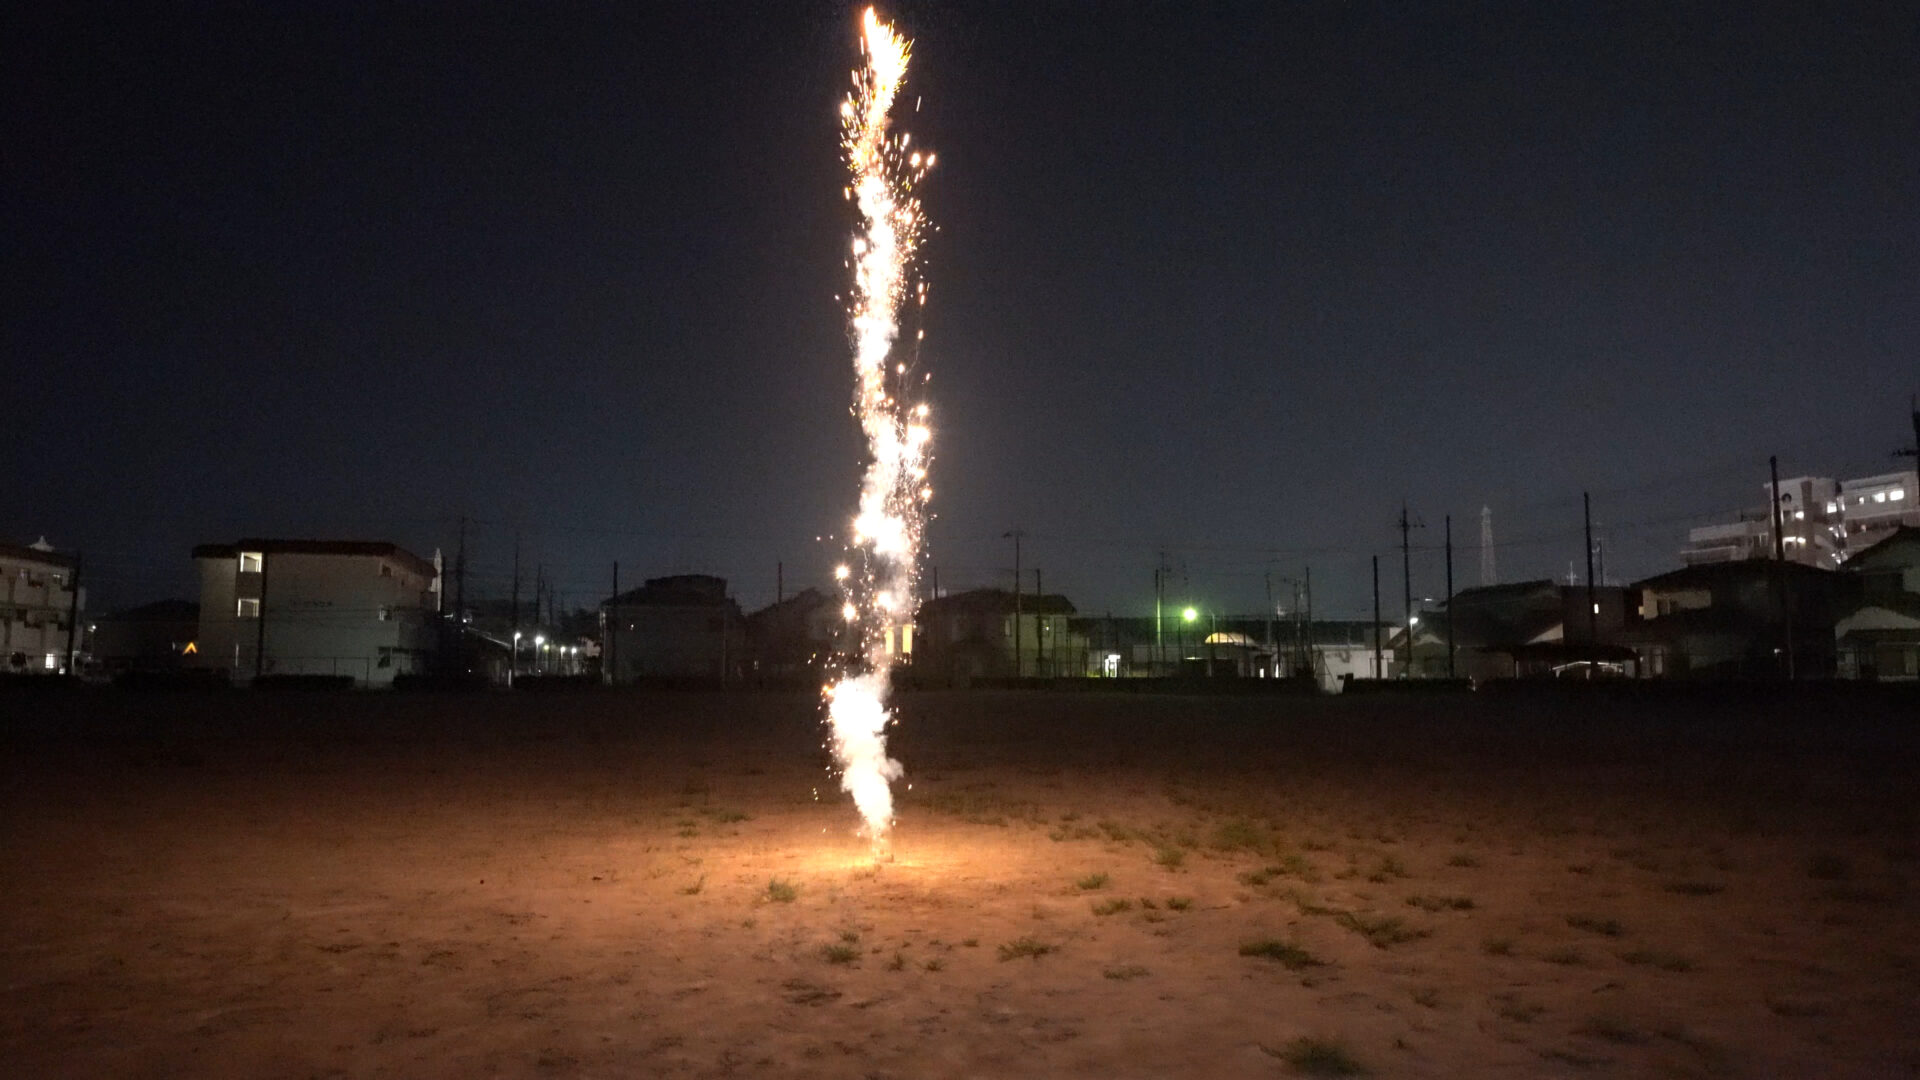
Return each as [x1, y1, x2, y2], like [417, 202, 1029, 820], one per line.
[8, 2, 1916, 620]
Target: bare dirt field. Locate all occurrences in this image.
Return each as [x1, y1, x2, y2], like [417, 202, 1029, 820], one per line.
[3, 688, 1917, 1078]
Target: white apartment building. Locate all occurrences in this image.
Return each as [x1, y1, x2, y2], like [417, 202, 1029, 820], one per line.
[1836, 471, 1919, 552]
[2, 538, 85, 675]
[1682, 470, 1916, 569]
[192, 539, 440, 686]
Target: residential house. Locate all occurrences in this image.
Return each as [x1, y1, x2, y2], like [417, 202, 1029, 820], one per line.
[602, 574, 745, 684]
[191, 539, 441, 686]
[2, 538, 85, 675]
[1389, 581, 1635, 680]
[1623, 560, 1848, 678]
[915, 588, 1083, 680]
[1070, 614, 1378, 684]
[1834, 526, 1920, 680]
[746, 587, 844, 679]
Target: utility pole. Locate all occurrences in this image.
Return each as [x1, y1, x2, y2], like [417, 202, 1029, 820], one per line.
[609, 561, 619, 686]
[1033, 568, 1044, 676]
[65, 552, 82, 675]
[1398, 502, 1423, 678]
[1003, 529, 1024, 678]
[1302, 566, 1314, 682]
[1263, 569, 1275, 674]
[1444, 515, 1455, 679]
[1770, 455, 1796, 680]
[255, 551, 270, 682]
[509, 540, 521, 680]
[1154, 550, 1170, 673]
[454, 516, 467, 628]
[1479, 505, 1496, 586]
[1897, 393, 1920, 466]
[1371, 555, 1382, 679]
[1583, 492, 1597, 645]
[776, 561, 783, 605]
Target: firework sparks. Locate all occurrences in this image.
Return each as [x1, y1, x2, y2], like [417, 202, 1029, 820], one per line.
[824, 8, 934, 858]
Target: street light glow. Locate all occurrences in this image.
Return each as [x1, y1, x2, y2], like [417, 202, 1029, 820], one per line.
[1182, 607, 1198, 623]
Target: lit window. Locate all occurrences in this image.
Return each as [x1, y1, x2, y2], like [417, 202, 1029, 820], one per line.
[237, 598, 260, 618]
[1794, 510, 1805, 520]
[1827, 501, 1838, 514]
[378, 606, 392, 622]
[238, 552, 262, 574]
[1874, 492, 1887, 503]
[1893, 489, 1907, 501]
[44, 653, 58, 671]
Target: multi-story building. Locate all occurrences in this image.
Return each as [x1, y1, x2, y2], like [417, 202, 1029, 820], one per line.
[1835, 471, 1919, 554]
[2, 538, 85, 675]
[1682, 470, 1917, 569]
[190, 539, 440, 686]
[1682, 476, 1846, 568]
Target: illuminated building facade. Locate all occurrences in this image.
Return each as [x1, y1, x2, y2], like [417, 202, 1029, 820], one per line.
[190, 539, 440, 686]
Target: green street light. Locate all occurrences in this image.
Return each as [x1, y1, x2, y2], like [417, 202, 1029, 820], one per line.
[1182, 606, 1198, 623]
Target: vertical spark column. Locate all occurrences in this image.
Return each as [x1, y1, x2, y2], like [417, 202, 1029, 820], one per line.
[824, 9, 935, 855]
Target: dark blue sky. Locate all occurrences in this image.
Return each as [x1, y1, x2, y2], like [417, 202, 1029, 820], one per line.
[7, 2, 1916, 619]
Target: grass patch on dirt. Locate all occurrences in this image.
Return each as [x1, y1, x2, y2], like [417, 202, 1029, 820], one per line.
[1265, 1036, 1366, 1076]
[1335, 912, 1428, 948]
[1103, 965, 1150, 981]
[997, 937, 1055, 961]
[765, 879, 797, 903]
[1406, 894, 1474, 912]
[1620, 949, 1694, 972]
[1239, 939, 1324, 969]
[1091, 897, 1133, 916]
[1566, 914, 1624, 937]
[1075, 871, 1110, 891]
[820, 943, 858, 965]
[1210, 818, 1272, 853]
[1664, 881, 1725, 896]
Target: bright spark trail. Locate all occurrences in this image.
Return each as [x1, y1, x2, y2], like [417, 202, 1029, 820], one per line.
[824, 8, 935, 858]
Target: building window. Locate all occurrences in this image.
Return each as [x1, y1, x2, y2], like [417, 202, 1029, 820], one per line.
[237, 598, 260, 618]
[239, 552, 263, 574]
[378, 606, 391, 622]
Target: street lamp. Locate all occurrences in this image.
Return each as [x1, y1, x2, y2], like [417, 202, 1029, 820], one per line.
[1182, 607, 1197, 623]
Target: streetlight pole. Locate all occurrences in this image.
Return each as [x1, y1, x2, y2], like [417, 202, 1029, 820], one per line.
[1003, 529, 1025, 678]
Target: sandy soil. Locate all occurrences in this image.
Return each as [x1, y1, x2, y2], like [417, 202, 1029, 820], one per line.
[3, 689, 1917, 1078]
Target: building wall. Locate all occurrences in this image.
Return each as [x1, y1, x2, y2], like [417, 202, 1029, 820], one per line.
[606, 604, 744, 682]
[2, 548, 82, 675]
[194, 549, 438, 686]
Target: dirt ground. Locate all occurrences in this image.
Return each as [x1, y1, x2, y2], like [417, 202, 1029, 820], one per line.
[3, 689, 1917, 1078]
